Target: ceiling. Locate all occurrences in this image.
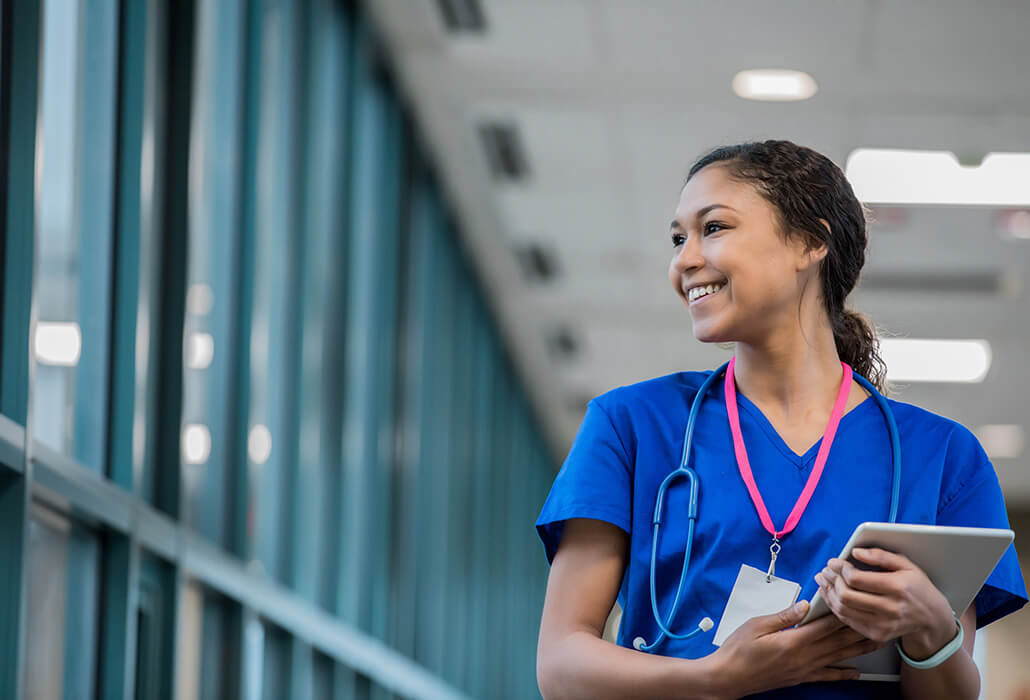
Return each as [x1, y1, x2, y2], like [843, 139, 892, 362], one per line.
[364, 0, 1030, 503]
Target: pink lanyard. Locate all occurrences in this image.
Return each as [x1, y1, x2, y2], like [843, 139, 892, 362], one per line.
[724, 356, 852, 578]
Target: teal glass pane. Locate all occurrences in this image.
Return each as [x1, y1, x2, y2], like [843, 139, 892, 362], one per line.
[176, 582, 240, 700]
[312, 653, 333, 700]
[134, 554, 176, 700]
[261, 625, 290, 700]
[33, 0, 118, 470]
[248, 0, 301, 583]
[23, 507, 69, 699]
[181, 0, 244, 547]
[23, 505, 100, 700]
[289, 0, 349, 607]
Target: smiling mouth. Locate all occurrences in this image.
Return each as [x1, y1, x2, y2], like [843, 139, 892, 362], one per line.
[688, 282, 725, 305]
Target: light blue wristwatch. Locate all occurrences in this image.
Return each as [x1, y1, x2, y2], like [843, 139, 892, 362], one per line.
[896, 612, 964, 670]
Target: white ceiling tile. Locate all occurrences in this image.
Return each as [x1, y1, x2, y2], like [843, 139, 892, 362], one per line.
[371, 0, 1030, 487]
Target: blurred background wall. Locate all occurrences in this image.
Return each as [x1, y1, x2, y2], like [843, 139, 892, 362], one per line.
[1, 0, 1028, 699]
[3, 0, 551, 698]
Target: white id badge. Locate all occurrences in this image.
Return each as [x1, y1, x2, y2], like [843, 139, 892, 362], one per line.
[712, 564, 802, 646]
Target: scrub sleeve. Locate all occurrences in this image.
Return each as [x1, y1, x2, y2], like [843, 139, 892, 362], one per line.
[536, 397, 632, 565]
[935, 422, 1027, 627]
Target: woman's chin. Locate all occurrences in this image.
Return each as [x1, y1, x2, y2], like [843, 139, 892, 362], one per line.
[691, 322, 734, 345]
[690, 320, 718, 342]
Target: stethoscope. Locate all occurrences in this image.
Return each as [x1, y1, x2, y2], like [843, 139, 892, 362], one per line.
[633, 360, 902, 653]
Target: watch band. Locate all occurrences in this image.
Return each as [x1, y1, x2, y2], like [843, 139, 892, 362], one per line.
[896, 611, 964, 670]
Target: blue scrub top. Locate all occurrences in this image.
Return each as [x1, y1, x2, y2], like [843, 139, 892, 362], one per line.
[536, 370, 1028, 699]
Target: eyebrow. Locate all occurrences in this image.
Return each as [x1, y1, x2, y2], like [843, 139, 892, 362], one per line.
[670, 203, 738, 230]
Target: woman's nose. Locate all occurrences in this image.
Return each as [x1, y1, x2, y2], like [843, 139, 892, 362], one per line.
[673, 236, 704, 272]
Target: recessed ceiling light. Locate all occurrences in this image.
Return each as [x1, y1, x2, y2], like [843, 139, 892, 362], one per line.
[975, 424, 1024, 459]
[248, 424, 273, 464]
[846, 149, 1030, 205]
[879, 338, 991, 383]
[995, 209, 1030, 240]
[731, 69, 817, 102]
[186, 332, 214, 369]
[182, 424, 212, 464]
[35, 322, 82, 367]
[186, 283, 214, 315]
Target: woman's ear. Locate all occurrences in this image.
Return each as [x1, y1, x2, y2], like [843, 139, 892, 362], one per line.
[793, 223, 830, 270]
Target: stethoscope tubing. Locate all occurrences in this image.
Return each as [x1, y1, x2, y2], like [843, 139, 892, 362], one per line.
[637, 361, 901, 653]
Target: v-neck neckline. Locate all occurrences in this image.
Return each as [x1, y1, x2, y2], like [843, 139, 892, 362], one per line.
[730, 385, 875, 468]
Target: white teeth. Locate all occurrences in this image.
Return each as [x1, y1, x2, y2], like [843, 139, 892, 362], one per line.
[689, 283, 723, 302]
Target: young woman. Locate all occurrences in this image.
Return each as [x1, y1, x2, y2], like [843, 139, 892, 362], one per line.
[535, 140, 1027, 699]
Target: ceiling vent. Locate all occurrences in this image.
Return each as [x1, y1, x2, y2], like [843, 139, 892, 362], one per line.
[478, 122, 529, 181]
[435, 0, 486, 33]
[546, 325, 579, 362]
[515, 243, 560, 283]
[566, 393, 593, 414]
[858, 271, 1000, 295]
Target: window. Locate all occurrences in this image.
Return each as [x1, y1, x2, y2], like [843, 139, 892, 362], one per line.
[33, 0, 118, 470]
[23, 504, 100, 700]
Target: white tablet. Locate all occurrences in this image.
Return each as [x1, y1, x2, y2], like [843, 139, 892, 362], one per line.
[798, 521, 1014, 681]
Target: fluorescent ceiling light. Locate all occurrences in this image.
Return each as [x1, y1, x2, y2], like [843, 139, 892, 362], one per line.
[732, 69, 817, 101]
[880, 338, 991, 383]
[186, 332, 214, 369]
[846, 149, 1030, 205]
[182, 424, 212, 464]
[248, 424, 272, 465]
[975, 424, 1024, 459]
[35, 322, 82, 366]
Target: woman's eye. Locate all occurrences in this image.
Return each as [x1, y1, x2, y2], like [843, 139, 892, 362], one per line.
[703, 221, 725, 235]
[671, 233, 685, 247]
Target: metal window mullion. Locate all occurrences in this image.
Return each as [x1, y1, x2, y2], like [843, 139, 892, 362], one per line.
[314, 0, 354, 618]
[408, 184, 453, 674]
[366, 82, 405, 700]
[0, 0, 40, 689]
[98, 0, 150, 694]
[513, 407, 538, 698]
[336, 32, 405, 696]
[153, 0, 194, 522]
[505, 399, 525, 697]
[0, 0, 40, 426]
[442, 264, 473, 689]
[285, 0, 315, 694]
[72, 0, 118, 473]
[390, 162, 431, 666]
[465, 311, 494, 697]
[490, 366, 514, 696]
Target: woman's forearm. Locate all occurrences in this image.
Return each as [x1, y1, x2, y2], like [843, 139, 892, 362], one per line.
[899, 641, 980, 699]
[538, 632, 726, 700]
[899, 605, 980, 700]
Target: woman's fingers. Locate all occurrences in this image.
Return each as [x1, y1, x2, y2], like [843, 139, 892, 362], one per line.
[818, 636, 885, 668]
[818, 571, 889, 615]
[851, 547, 912, 572]
[822, 558, 899, 596]
[787, 609, 850, 643]
[748, 600, 812, 636]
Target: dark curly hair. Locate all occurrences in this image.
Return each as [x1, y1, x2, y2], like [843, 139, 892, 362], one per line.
[686, 139, 888, 394]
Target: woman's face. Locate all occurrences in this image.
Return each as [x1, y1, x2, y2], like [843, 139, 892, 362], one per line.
[668, 164, 821, 344]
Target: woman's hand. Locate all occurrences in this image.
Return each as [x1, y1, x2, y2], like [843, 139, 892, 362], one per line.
[710, 600, 884, 698]
[814, 547, 957, 658]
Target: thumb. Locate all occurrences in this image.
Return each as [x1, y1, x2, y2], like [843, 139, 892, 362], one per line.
[752, 600, 809, 635]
